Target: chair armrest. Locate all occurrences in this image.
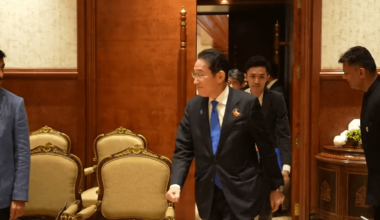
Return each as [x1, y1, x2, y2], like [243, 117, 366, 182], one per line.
[84, 165, 97, 176]
[70, 202, 101, 220]
[165, 202, 175, 220]
[60, 201, 80, 220]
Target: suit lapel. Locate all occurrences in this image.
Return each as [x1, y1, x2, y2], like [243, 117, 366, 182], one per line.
[217, 88, 239, 155]
[261, 88, 271, 118]
[198, 97, 213, 154]
[0, 88, 5, 118]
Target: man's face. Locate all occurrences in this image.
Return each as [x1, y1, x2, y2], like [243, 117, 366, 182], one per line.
[0, 59, 4, 87]
[193, 59, 225, 97]
[342, 62, 364, 90]
[245, 66, 268, 95]
[228, 77, 242, 90]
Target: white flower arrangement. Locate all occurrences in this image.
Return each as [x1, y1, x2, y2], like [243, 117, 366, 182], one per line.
[333, 119, 362, 148]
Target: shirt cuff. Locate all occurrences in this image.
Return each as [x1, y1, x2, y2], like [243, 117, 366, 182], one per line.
[283, 164, 291, 173]
[170, 184, 181, 190]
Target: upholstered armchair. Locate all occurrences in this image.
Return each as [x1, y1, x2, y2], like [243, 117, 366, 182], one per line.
[71, 144, 174, 220]
[81, 127, 148, 208]
[29, 125, 71, 152]
[20, 143, 83, 220]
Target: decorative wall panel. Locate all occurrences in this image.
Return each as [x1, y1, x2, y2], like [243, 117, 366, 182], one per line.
[321, 0, 380, 69]
[0, 0, 77, 68]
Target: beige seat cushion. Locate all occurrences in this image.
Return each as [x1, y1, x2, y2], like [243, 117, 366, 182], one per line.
[24, 154, 78, 217]
[97, 135, 143, 163]
[81, 187, 99, 208]
[101, 156, 170, 219]
[30, 134, 69, 151]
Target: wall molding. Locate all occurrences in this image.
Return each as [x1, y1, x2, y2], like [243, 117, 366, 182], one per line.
[5, 69, 78, 79]
[320, 69, 380, 80]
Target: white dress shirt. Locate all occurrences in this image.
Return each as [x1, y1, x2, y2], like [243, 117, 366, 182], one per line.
[266, 78, 278, 89]
[244, 87, 291, 173]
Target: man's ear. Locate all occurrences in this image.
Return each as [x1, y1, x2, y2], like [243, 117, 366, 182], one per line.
[359, 67, 366, 78]
[219, 70, 226, 83]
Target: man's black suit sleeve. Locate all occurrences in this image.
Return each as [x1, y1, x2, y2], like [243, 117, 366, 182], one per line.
[275, 95, 292, 166]
[249, 98, 284, 191]
[171, 103, 194, 188]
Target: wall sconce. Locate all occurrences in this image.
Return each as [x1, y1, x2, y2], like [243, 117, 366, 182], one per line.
[221, 0, 229, 4]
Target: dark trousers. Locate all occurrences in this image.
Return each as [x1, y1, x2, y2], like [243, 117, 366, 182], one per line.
[374, 206, 380, 220]
[0, 207, 10, 220]
[208, 186, 239, 220]
[258, 212, 273, 220]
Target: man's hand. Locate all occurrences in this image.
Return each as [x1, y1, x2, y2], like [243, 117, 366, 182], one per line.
[10, 201, 25, 220]
[270, 190, 284, 212]
[166, 187, 181, 203]
[282, 170, 290, 183]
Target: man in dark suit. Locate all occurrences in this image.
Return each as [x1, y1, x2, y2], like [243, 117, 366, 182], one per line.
[227, 68, 245, 91]
[267, 62, 288, 108]
[339, 46, 380, 219]
[166, 49, 284, 220]
[244, 56, 291, 219]
[0, 50, 31, 220]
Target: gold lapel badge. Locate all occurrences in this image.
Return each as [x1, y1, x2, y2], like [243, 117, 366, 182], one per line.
[232, 108, 241, 117]
[366, 127, 369, 132]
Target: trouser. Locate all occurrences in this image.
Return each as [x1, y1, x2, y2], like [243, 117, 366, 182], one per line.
[0, 206, 10, 220]
[208, 186, 239, 220]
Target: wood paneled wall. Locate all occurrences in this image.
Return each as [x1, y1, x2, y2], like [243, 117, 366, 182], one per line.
[94, 0, 196, 218]
[4, 0, 197, 219]
[2, 0, 87, 170]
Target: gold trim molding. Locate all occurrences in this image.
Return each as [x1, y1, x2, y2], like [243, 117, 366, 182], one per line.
[114, 145, 158, 158]
[31, 142, 67, 156]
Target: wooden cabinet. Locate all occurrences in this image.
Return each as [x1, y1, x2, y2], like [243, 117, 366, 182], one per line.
[316, 146, 373, 220]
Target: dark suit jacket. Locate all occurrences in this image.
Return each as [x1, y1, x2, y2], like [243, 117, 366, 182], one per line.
[360, 76, 380, 206]
[269, 80, 288, 109]
[262, 88, 291, 166]
[171, 87, 283, 220]
[0, 88, 30, 209]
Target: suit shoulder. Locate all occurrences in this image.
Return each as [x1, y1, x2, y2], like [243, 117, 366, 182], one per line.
[2, 88, 23, 104]
[234, 89, 258, 101]
[270, 90, 285, 100]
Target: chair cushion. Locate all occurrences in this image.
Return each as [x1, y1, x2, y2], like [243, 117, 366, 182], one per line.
[24, 154, 78, 217]
[30, 134, 69, 151]
[97, 135, 143, 163]
[101, 156, 170, 219]
[81, 187, 99, 208]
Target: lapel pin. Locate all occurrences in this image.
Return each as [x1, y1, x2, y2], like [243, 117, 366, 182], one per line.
[366, 126, 369, 132]
[232, 108, 241, 117]
[200, 109, 203, 115]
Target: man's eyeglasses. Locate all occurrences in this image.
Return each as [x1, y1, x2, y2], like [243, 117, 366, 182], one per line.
[191, 72, 207, 80]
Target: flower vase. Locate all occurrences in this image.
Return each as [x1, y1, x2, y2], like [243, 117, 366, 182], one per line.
[344, 138, 358, 148]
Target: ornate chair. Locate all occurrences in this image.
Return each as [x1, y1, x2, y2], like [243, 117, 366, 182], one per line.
[29, 125, 71, 152]
[81, 127, 148, 208]
[20, 143, 83, 220]
[71, 145, 175, 220]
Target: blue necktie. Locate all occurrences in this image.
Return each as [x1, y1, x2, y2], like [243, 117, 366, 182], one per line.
[210, 100, 222, 188]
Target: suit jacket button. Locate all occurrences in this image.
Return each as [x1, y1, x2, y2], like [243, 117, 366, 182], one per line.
[214, 158, 217, 162]
[211, 178, 214, 182]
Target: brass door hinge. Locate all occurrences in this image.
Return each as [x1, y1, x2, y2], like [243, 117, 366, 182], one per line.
[296, 134, 300, 148]
[295, 203, 300, 216]
[297, 66, 301, 79]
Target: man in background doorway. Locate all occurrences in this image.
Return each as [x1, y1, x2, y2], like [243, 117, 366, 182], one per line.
[339, 46, 380, 219]
[267, 62, 288, 108]
[244, 56, 291, 219]
[227, 68, 245, 90]
[0, 50, 31, 220]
